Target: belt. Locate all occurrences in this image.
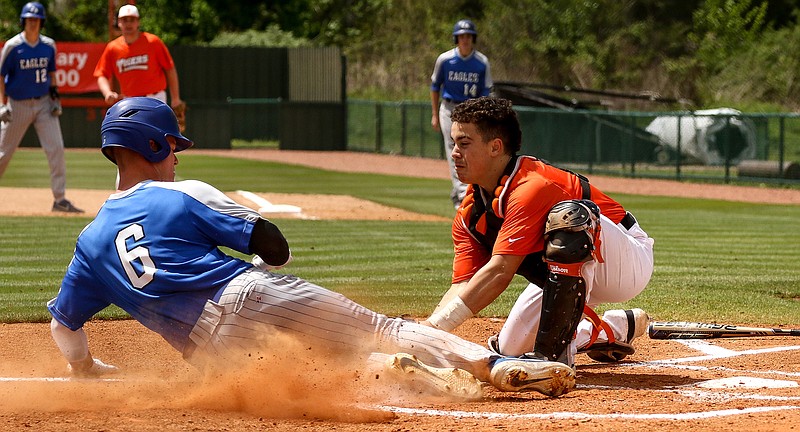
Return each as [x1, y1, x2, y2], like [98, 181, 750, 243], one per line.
[620, 212, 637, 230]
[443, 98, 462, 104]
[13, 95, 43, 101]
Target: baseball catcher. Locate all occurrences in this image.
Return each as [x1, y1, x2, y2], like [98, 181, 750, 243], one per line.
[422, 96, 654, 370]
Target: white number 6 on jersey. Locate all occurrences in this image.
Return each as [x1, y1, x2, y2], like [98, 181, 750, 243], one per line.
[115, 224, 156, 289]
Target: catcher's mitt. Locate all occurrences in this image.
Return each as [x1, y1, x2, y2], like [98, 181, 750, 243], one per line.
[172, 102, 187, 132]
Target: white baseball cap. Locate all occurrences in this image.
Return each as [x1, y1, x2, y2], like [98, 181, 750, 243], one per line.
[118, 4, 139, 19]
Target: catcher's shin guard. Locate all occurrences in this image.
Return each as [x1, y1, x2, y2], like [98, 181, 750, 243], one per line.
[530, 200, 598, 365]
[530, 270, 586, 365]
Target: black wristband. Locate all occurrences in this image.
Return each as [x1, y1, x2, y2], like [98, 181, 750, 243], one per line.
[49, 86, 59, 99]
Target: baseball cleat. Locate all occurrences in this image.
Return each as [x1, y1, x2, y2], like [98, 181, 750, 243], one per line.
[52, 199, 84, 213]
[579, 308, 649, 362]
[384, 353, 484, 401]
[489, 357, 575, 396]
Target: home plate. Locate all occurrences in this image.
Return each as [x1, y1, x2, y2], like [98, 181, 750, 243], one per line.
[236, 190, 302, 215]
[696, 376, 799, 389]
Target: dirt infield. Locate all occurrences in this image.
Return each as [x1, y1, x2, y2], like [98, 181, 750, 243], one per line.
[2, 319, 799, 431]
[2, 149, 800, 431]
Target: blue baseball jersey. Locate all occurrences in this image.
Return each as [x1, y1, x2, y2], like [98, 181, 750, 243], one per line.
[431, 48, 492, 103]
[48, 180, 261, 352]
[0, 32, 56, 100]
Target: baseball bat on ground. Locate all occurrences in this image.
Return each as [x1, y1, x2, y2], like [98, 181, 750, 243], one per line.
[648, 321, 800, 339]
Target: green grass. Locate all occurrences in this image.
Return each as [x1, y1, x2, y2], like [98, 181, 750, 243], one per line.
[1, 149, 799, 326]
[5, 149, 457, 217]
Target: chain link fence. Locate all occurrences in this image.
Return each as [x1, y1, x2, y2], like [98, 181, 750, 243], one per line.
[346, 100, 800, 185]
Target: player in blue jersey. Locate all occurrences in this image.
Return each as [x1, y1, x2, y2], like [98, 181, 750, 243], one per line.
[431, 19, 493, 208]
[0, 2, 82, 213]
[47, 97, 576, 399]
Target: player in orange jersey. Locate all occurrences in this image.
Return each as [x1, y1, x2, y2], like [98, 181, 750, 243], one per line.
[423, 97, 655, 369]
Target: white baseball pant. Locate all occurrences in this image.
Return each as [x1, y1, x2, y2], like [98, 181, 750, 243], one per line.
[186, 268, 497, 382]
[439, 100, 468, 207]
[497, 215, 655, 356]
[0, 97, 67, 201]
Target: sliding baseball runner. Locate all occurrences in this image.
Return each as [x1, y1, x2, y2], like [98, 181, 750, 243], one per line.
[48, 97, 576, 400]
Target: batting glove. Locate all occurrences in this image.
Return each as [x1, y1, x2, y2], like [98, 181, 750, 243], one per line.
[50, 98, 62, 116]
[0, 104, 11, 123]
[252, 252, 293, 271]
[68, 356, 119, 377]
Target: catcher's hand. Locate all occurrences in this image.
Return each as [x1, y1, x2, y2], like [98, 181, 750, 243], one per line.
[172, 102, 187, 132]
[0, 104, 11, 123]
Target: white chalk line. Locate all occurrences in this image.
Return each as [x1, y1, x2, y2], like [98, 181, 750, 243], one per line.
[0, 377, 124, 382]
[615, 343, 800, 378]
[378, 404, 800, 421]
[376, 340, 800, 421]
[678, 339, 737, 356]
[647, 342, 800, 365]
[578, 385, 800, 401]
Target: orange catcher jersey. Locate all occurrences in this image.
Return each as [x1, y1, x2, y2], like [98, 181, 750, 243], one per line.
[93, 32, 175, 97]
[452, 156, 627, 283]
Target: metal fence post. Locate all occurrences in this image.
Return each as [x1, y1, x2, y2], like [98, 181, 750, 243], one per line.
[676, 114, 682, 181]
[420, 106, 425, 157]
[629, 115, 636, 176]
[724, 116, 731, 183]
[779, 116, 786, 177]
[375, 102, 383, 153]
[400, 102, 407, 155]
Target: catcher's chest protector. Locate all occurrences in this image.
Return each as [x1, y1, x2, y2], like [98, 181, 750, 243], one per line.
[461, 169, 547, 286]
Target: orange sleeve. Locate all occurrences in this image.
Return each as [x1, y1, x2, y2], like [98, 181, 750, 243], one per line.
[93, 40, 119, 79]
[151, 35, 175, 71]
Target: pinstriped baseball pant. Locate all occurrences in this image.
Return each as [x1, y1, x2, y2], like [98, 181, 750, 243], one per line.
[186, 268, 495, 381]
[0, 97, 67, 201]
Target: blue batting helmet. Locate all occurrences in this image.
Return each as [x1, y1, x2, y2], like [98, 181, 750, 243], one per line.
[20, 2, 46, 26]
[452, 19, 477, 44]
[101, 97, 193, 164]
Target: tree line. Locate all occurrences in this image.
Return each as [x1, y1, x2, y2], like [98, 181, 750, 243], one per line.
[1, 0, 798, 110]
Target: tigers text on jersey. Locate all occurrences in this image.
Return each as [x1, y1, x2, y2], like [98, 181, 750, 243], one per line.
[0, 32, 56, 100]
[93, 32, 175, 97]
[431, 48, 492, 103]
[48, 180, 260, 352]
